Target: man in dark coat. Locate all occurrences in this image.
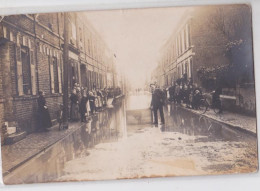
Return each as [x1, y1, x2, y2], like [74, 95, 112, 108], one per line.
[150, 85, 165, 125]
[37, 91, 52, 131]
[168, 82, 175, 102]
[79, 91, 88, 122]
[70, 89, 79, 121]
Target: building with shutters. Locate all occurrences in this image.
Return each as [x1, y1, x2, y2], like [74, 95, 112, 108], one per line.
[0, 12, 117, 138]
[0, 14, 63, 134]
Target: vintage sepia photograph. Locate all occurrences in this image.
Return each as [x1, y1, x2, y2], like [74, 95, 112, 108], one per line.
[0, 3, 258, 185]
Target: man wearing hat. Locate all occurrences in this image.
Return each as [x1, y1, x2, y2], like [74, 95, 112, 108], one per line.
[150, 84, 165, 125]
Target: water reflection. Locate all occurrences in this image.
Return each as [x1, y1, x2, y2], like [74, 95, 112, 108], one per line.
[161, 104, 252, 142]
[4, 101, 127, 185]
[81, 102, 126, 148]
[4, 97, 254, 184]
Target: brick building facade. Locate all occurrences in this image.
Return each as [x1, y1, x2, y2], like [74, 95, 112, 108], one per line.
[0, 12, 117, 141]
[153, 5, 255, 114]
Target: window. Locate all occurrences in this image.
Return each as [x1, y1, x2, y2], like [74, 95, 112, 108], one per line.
[21, 46, 32, 95]
[181, 30, 185, 53]
[176, 37, 178, 56]
[16, 45, 36, 96]
[178, 66, 181, 78]
[39, 44, 42, 53]
[79, 27, 83, 42]
[71, 22, 76, 41]
[10, 31, 13, 42]
[22, 36, 27, 46]
[179, 34, 182, 55]
[49, 56, 60, 93]
[187, 24, 191, 48]
[189, 58, 193, 78]
[88, 39, 91, 55]
[17, 34, 20, 44]
[93, 44, 96, 59]
[184, 62, 188, 74]
[3, 26, 7, 38]
[183, 28, 187, 51]
[172, 43, 175, 60]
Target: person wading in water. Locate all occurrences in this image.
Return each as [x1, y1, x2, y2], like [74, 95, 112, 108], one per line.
[150, 84, 165, 126]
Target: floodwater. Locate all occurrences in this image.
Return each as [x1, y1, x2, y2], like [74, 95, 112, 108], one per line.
[57, 93, 258, 182]
[3, 93, 258, 184]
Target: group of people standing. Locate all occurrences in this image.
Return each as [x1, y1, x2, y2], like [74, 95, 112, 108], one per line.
[36, 83, 122, 132]
[70, 83, 123, 122]
[167, 77, 222, 112]
[168, 78, 202, 109]
[150, 77, 223, 126]
[70, 83, 110, 122]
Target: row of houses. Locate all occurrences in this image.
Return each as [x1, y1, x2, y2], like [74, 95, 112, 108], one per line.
[152, 4, 255, 114]
[0, 12, 119, 139]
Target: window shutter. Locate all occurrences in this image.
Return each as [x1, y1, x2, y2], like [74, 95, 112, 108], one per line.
[30, 50, 37, 95]
[57, 58, 62, 93]
[17, 61, 23, 96]
[49, 56, 55, 93]
[16, 46, 23, 95]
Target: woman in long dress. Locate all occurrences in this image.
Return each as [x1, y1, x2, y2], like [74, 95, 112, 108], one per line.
[70, 89, 79, 121]
[96, 89, 103, 109]
[37, 91, 52, 132]
[86, 89, 91, 117]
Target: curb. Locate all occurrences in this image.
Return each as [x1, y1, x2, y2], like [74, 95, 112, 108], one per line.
[2, 122, 85, 177]
[175, 104, 257, 136]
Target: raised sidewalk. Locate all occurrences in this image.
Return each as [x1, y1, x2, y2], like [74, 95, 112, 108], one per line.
[177, 103, 257, 136]
[1, 122, 84, 177]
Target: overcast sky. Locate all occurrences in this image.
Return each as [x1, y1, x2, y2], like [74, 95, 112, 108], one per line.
[85, 6, 187, 88]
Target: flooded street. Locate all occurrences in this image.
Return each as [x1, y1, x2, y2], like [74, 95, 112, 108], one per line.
[57, 94, 258, 182]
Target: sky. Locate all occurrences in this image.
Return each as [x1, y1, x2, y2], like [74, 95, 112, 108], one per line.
[85, 6, 188, 88]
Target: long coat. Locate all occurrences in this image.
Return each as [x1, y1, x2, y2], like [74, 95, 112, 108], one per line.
[70, 93, 79, 120]
[37, 95, 52, 130]
[151, 88, 165, 108]
[79, 96, 88, 114]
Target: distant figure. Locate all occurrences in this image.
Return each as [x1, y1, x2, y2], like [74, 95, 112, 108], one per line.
[150, 85, 165, 125]
[96, 89, 103, 109]
[212, 86, 223, 114]
[175, 82, 180, 104]
[102, 88, 108, 106]
[79, 91, 88, 122]
[192, 85, 202, 109]
[70, 89, 79, 121]
[88, 91, 96, 114]
[168, 82, 175, 102]
[37, 91, 52, 131]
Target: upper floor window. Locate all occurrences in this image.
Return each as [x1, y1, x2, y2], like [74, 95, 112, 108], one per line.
[16, 45, 37, 96]
[49, 56, 60, 94]
[79, 27, 83, 42]
[21, 46, 32, 95]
